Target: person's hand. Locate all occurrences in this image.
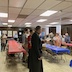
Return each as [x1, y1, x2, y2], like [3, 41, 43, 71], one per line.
[38, 57, 42, 60]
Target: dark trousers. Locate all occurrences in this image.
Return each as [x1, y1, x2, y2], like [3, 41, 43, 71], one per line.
[22, 46, 28, 62]
[28, 49, 31, 68]
[1, 43, 6, 51]
[14, 38, 17, 41]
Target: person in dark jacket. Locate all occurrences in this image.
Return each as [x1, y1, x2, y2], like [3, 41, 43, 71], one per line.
[29, 26, 43, 72]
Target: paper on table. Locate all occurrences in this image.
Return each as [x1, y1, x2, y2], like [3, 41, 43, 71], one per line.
[45, 38, 51, 42]
[42, 43, 46, 47]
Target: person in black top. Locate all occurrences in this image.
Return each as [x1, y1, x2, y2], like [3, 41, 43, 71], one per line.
[29, 26, 43, 72]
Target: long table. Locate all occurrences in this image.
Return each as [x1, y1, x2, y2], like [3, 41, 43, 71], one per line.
[7, 40, 27, 55]
[46, 44, 70, 54]
[66, 43, 72, 47]
[43, 44, 70, 62]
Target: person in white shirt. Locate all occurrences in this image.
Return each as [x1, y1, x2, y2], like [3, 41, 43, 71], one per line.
[13, 33, 18, 41]
[1, 34, 7, 51]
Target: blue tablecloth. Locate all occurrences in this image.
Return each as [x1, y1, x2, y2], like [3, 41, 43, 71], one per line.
[46, 44, 70, 54]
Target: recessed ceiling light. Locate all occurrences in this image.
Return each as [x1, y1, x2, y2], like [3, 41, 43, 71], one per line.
[2, 23, 8, 25]
[8, 25, 12, 27]
[50, 22, 59, 24]
[25, 23, 31, 25]
[25, 24, 31, 27]
[0, 13, 8, 17]
[40, 10, 58, 16]
[8, 20, 15, 23]
[37, 19, 47, 22]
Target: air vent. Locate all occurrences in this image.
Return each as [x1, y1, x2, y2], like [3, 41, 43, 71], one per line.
[17, 14, 28, 18]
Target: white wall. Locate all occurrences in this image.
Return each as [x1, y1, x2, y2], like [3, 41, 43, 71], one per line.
[45, 27, 49, 35]
[56, 25, 61, 35]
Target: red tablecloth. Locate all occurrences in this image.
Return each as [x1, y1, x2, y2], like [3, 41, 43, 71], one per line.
[66, 43, 72, 47]
[8, 40, 27, 54]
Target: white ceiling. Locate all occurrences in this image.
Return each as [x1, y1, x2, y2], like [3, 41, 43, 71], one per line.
[0, 0, 72, 27]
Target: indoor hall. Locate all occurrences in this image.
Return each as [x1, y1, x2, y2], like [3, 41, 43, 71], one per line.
[0, 0, 72, 72]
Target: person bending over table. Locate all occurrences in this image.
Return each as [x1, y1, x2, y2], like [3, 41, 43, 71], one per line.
[29, 26, 43, 72]
[53, 33, 61, 47]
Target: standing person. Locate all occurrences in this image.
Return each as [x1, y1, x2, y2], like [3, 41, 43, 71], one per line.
[49, 33, 54, 45]
[22, 28, 28, 48]
[28, 29, 33, 68]
[13, 33, 18, 41]
[53, 33, 61, 47]
[22, 28, 28, 63]
[29, 26, 43, 72]
[62, 35, 65, 42]
[1, 34, 7, 51]
[65, 33, 71, 43]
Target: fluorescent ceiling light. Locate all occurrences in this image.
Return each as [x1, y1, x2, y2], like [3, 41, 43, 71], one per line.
[25, 23, 31, 25]
[40, 10, 58, 16]
[2, 23, 8, 25]
[25, 24, 31, 27]
[45, 25, 52, 27]
[50, 22, 59, 24]
[8, 25, 12, 27]
[70, 20, 72, 21]
[37, 19, 47, 22]
[8, 20, 15, 23]
[0, 13, 8, 17]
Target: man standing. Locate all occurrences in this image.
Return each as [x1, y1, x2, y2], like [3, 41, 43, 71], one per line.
[1, 34, 7, 51]
[22, 28, 28, 62]
[28, 29, 33, 68]
[53, 33, 61, 47]
[65, 33, 71, 43]
[29, 26, 43, 72]
[13, 33, 18, 41]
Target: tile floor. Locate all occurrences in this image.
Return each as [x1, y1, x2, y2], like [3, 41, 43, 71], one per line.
[0, 51, 72, 72]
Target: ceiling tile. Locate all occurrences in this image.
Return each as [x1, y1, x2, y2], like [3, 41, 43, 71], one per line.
[8, 13, 18, 19]
[0, 18, 8, 23]
[20, 8, 34, 15]
[30, 9, 45, 15]
[51, 1, 72, 11]
[15, 18, 24, 23]
[0, 0, 8, 7]
[66, 0, 72, 1]
[24, 0, 45, 9]
[63, 6, 72, 12]
[38, 0, 61, 10]
[25, 15, 38, 21]
[13, 18, 24, 26]
[9, 7, 21, 14]
[9, 0, 26, 7]
[0, 7, 8, 13]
